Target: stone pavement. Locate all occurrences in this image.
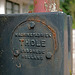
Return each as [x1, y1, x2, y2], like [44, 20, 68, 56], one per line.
[73, 29, 75, 75]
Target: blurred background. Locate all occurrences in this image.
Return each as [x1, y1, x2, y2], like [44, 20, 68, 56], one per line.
[0, 0, 75, 28]
[0, 0, 33, 14]
[60, 0, 75, 29]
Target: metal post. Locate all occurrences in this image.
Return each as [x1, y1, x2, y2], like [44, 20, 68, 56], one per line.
[34, 0, 60, 12]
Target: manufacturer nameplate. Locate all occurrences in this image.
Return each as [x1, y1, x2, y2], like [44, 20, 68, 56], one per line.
[11, 18, 57, 63]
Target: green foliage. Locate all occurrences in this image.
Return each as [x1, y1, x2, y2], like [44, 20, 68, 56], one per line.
[60, 0, 75, 29]
[29, 5, 34, 11]
[69, 0, 75, 29]
[72, 22, 75, 29]
[60, 0, 70, 15]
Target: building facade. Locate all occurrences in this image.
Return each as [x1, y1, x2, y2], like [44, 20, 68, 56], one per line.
[0, 0, 33, 14]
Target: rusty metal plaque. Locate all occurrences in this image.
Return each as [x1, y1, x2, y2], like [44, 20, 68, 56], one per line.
[11, 17, 57, 66]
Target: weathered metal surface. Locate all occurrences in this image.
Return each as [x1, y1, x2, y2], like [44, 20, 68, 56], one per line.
[34, 0, 60, 12]
[67, 15, 73, 75]
[0, 12, 69, 75]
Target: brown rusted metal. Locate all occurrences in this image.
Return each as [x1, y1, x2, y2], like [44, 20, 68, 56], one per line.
[27, 18, 57, 57]
[11, 17, 57, 59]
[34, 0, 60, 12]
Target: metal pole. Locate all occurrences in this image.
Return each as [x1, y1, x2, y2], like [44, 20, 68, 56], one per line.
[34, 0, 60, 12]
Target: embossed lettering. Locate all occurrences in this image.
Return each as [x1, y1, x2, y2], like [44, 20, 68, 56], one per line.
[29, 33, 33, 37]
[15, 33, 52, 38]
[21, 49, 26, 53]
[26, 49, 29, 53]
[24, 39, 46, 47]
[25, 39, 30, 46]
[36, 40, 41, 47]
[21, 49, 45, 54]
[30, 39, 35, 46]
[22, 55, 43, 60]
[26, 33, 30, 37]
[41, 40, 46, 47]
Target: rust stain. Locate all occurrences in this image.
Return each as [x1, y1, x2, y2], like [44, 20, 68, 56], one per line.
[16, 63, 21, 68]
[11, 17, 58, 59]
[27, 18, 57, 57]
[19, 39, 24, 49]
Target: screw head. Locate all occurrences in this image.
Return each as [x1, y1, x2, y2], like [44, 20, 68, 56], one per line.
[29, 22, 35, 29]
[13, 50, 20, 57]
[46, 52, 52, 59]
